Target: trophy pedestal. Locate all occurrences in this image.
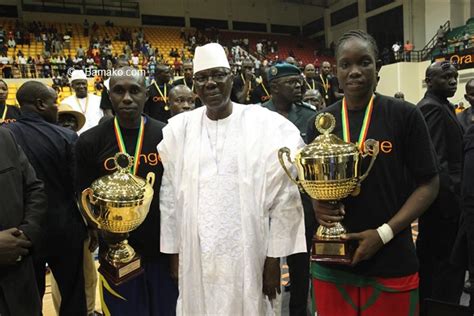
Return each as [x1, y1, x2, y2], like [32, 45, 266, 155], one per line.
[311, 235, 355, 265]
[98, 254, 144, 286]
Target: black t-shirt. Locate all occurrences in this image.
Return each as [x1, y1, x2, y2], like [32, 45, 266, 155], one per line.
[315, 75, 340, 106]
[231, 75, 261, 104]
[75, 115, 165, 259]
[99, 88, 112, 111]
[306, 95, 438, 277]
[144, 82, 172, 123]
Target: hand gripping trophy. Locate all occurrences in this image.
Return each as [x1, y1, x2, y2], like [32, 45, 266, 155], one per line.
[81, 152, 155, 284]
[278, 112, 379, 264]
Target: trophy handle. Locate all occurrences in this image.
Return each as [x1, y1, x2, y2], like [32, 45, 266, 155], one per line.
[359, 139, 380, 182]
[278, 147, 300, 187]
[146, 172, 155, 187]
[81, 188, 101, 228]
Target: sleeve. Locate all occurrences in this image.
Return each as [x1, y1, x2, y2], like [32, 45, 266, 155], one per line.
[230, 77, 244, 103]
[265, 120, 307, 257]
[157, 126, 179, 254]
[17, 143, 47, 247]
[99, 89, 112, 110]
[75, 135, 99, 192]
[403, 105, 439, 182]
[305, 114, 318, 143]
[462, 126, 474, 236]
[143, 86, 154, 116]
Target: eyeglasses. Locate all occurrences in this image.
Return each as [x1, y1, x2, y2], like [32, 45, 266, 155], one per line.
[194, 71, 231, 85]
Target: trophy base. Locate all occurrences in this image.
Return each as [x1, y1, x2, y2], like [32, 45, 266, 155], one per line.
[311, 235, 355, 265]
[98, 253, 144, 286]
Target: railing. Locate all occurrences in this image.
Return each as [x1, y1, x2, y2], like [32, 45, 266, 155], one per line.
[420, 20, 451, 60]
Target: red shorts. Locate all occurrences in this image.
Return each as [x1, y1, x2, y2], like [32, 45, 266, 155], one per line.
[312, 264, 419, 316]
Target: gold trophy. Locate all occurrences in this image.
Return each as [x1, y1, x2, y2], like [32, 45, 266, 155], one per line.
[81, 152, 155, 284]
[278, 113, 379, 264]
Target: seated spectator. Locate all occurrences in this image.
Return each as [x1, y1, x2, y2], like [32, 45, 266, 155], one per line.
[7, 38, 16, 48]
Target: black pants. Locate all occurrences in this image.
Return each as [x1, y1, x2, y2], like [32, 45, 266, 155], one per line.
[417, 212, 465, 316]
[287, 251, 311, 316]
[34, 239, 87, 316]
[287, 194, 316, 316]
[0, 288, 10, 316]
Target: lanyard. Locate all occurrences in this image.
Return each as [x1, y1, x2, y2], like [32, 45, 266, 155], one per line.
[76, 96, 89, 114]
[241, 74, 252, 101]
[185, 78, 194, 91]
[306, 79, 316, 90]
[153, 81, 167, 103]
[0, 105, 7, 123]
[261, 82, 270, 97]
[341, 95, 375, 149]
[320, 75, 329, 93]
[113, 116, 145, 175]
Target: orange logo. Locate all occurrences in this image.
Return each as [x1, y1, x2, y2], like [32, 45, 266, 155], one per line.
[364, 140, 393, 156]
[104, 152, 160, 171]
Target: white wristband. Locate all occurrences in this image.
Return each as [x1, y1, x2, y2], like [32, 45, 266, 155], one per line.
[376, 223, 394, 245]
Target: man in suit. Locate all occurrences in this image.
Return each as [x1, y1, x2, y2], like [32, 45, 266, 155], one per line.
[457, 79, 474, 132]
[417, 61, 465, 315]
[262, 63, 316, 316]
[5, 81, 88, 315]
[0, 127, 46, 316]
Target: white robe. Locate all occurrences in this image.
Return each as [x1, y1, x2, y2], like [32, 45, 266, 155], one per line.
[61, 93, 103, 134]
[158, 103, 306, 316]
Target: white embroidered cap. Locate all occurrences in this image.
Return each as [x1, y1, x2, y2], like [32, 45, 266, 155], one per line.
[193, 43, 230, 74]
[70, 69, 87, 83]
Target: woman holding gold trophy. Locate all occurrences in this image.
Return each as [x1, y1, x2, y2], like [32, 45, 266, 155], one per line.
[305, 30, 440, 315]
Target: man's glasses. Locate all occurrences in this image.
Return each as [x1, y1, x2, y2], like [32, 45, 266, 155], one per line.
[194, 71, 231, 85]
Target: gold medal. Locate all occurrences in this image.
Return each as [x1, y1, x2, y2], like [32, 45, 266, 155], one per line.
[164, 105, 169, 111]
[325, 95, 329, 99]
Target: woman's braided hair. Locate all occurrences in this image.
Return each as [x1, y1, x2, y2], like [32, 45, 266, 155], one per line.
[335, 30, 379, 60]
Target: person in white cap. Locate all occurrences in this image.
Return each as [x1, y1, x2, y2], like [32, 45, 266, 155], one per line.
[62, 69, 102, 134]
[158, 43, 306, 315]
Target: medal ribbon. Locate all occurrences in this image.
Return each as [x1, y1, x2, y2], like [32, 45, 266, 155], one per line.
[113, 116, 145, 175]
[320, 75, 329, 93]
[341, 95, 375, 149]
[76, 96, 89, 114]
[153, 81, 167, 103]
[306, 79, 315, 90]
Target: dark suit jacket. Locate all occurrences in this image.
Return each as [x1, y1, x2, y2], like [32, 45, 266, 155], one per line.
[418, 91, 464, 220]
[457, 107, 473, 133]
[0, 128, 46, 315]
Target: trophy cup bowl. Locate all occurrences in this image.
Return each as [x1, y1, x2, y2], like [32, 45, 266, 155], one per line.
[278, 112, 379, 264]
[81, 152, 155, 284]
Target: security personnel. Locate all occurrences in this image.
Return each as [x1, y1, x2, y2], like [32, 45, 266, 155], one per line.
[261, 63, 316, 316]
[144, 64, 172, 123]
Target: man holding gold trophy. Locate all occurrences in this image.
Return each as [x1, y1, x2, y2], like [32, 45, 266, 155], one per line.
[283, 30, 440, 315]
[76, 66, 178, 315]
